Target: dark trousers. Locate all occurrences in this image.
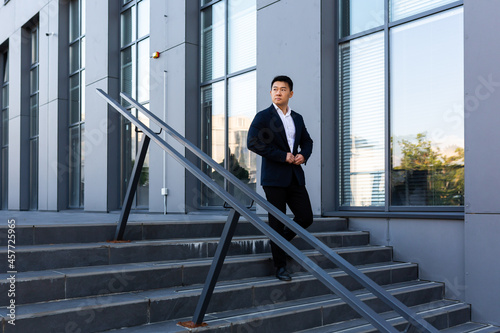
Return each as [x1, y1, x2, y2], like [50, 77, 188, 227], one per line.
[263, 175, 313, 268]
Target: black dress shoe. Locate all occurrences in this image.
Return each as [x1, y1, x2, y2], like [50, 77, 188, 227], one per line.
[276, 267, 292, 281]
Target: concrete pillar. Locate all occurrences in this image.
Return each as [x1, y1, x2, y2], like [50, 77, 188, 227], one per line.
[38, 0, 65, 211]
[84, 0, 121, 212]
[464, 0, 500, 326]
[148, 0, 198, 213]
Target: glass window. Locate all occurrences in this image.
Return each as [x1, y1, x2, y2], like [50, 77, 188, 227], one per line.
[228, 71, 256, 203]
[137, 0, 149, 39]
[339, 0, 385, 38]
[120, 45, 136, 101]
[30, 138, 38, 210]
[200, 0, 256, 207]
[2, 52, 7, 82]
[68, 0, 86, 208]
[69, 73, 80, 124]
[69, 0, 80, 41]
[121, 6, 136, 47]
[1, 147, 7, 209]
[390, 8, 464, 206]
[201, 1, 225, 82]
[120, 0, 150, 208]
[69, 41, 80, 74]
[69, 126, 81, 208]
[339, 32, 385, 207]
[201, 82, 225, 207]
[338, 1, 463, 210]
[1, 86, 7, 110]
[31, 29, 38, 64]
[28, 24, 39, 210]
[137, 38, 149, 103]
[391, 0, 457, 22]
[1, 51, 8, 210]
[228, 0, 256, 74]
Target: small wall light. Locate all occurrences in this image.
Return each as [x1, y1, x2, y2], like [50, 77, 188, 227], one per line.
[152, 51, 160, 59]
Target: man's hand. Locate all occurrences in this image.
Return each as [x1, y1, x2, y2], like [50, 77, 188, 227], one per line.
[293, 154, 305, 165]
[285, 152, 295, 164]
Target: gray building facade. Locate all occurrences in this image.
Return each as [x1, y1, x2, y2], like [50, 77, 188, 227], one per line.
[0, 0, 498, 326]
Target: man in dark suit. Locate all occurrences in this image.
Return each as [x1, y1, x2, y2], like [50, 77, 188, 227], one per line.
[247, 75, 314, 281]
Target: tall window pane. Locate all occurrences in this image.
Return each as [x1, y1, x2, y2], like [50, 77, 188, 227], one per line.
[137, 38, 149, 103]
[391, 0, 456, 21]
[228, 0, 256, 73]
[120, 45, 136, 102]
[29, 26, 39, 210]
[201, 1, 225, 82]
[69, 73, 80, 124]
[201, 82, 225, 207]
[339, 32, 385, 207]
[137, 0, 149, 39]
[69, 0, 85, 208]
[1, 51, 8, 209]
[339, 0, 385, 38]
[69, 126, 80, 208]
[390, 8, 464, 206]
[120, 0, 150, 208]
[121, 6, 136, 47]
[200, 0, 256, 208]
[228, 71, 256, 204]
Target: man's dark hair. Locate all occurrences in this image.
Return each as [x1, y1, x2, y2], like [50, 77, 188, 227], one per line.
[271, 75, 293, 91]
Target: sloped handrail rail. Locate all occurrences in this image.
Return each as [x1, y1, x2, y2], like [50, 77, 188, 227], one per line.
[97, 88, 438, 333]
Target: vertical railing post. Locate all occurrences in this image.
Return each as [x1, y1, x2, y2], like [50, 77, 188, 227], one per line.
[192, 209, 241, 325]
[114, 134, 151, 241]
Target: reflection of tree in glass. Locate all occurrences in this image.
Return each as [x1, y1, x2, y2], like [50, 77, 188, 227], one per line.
[131, 159, 149, 187]
[219, 153, 250, 184]
[393, 133, 464, 206]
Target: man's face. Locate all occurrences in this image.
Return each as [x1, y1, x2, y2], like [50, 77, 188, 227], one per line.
[270, 81, 293, 109]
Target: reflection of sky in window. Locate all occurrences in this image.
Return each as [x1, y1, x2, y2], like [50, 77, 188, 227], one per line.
[350, 32, 385, 171]
[391, 0, 457, 22]
[212, 81, 225, 116]
[347, 0, 384, 36]
[391, 8, 464, 165]
[228, 71, 256, 118]
[229, 0, 256, 74]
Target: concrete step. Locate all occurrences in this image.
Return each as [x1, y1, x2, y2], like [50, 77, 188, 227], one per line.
[0, 245, 399, 306]
[293, 299, 470, 333]
[0, 217, 348, 246]
[441, 323, 500, 333]
[97, 282, 453, 333]
[0, 230, 372, 272]
[0, 277, 442, 333]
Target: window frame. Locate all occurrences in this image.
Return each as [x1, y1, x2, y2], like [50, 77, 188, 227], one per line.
[333, 0, 465, 216]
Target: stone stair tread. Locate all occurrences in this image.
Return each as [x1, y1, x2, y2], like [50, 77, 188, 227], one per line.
[1, 270, 434, 319]
[101, 295, 461, 332]
[0, 251, 404, 282]
[293, 300, 468, 333]
[0, 242, 391, 274]
[441, 323, 500, 333]
[0, 230, 369, 253]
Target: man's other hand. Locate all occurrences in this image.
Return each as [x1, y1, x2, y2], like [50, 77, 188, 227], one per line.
[293, 154, 305, 165]
[286, 152, 295, 164]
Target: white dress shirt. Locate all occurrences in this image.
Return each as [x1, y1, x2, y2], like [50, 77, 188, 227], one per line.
[274, 103, 296, 153]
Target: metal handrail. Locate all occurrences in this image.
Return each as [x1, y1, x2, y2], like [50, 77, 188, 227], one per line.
[97, 88, 438, 333]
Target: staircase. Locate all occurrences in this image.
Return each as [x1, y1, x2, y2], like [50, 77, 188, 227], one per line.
[1, 216, 499, 333]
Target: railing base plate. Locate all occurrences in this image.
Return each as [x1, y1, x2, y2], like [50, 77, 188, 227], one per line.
[177, 321, 208, 329]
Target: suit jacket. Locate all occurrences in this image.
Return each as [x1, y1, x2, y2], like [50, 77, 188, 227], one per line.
[247, 104, 313, 187]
